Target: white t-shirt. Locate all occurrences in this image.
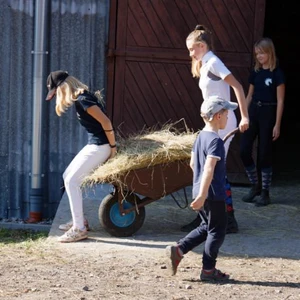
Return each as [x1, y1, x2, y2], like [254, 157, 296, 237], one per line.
[199, 51, 231, 101]
[199, 51, 237, 156]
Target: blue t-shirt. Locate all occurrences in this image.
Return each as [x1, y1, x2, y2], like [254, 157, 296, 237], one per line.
[75, 90, 109, 145]
[249, 67, 285, 103]
[192, 130, 226, 201]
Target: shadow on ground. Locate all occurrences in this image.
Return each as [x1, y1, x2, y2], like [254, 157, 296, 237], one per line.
[48, 180, 300, 260]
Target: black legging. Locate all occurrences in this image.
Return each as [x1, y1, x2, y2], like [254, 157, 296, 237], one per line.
[240, 103, 277, 169]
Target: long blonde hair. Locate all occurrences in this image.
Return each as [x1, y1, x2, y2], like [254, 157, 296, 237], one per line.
[253, 37, 277, 72]
[55, 76, 88, 116]
[186, 25, 213, 78]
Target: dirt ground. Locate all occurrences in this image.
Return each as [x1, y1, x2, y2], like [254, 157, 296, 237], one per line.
[1, 183, 300, 300]
[0, 238, 299, 300]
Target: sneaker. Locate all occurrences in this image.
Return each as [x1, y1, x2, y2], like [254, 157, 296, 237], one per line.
[59, 219, 90, 231]
[180, 215, 201, 232]
[226, 211, 238, 234]
[166, 245, 183, 275]
[200, 268, 230, 282]
[242, 184, 261, 203]
[255, 189, 271, 207]
[58, 227, 88, 243]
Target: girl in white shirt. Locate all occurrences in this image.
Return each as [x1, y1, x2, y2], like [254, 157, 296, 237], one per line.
[181, 25, 250, 234]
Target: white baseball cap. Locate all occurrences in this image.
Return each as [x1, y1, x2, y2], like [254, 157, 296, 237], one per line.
[201, 96, 238, 121]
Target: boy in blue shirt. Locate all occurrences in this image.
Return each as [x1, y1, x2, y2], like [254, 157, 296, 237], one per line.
[166, 95, 238, 281]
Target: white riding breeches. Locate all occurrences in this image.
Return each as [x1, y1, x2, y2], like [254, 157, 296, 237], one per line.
[63, 144, 111, 230]
[219, 109, 237, 158]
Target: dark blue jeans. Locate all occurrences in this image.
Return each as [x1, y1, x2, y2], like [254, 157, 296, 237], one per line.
[178, 200, 227, 270]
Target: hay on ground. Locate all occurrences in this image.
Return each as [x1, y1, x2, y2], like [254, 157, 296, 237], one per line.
[83, 124, 198, 188]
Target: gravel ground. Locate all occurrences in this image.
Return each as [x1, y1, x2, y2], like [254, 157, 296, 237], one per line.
[1, 180, 300, 300]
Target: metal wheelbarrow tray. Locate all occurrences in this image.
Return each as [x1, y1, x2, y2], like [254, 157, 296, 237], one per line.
[98, 159, 193, 237]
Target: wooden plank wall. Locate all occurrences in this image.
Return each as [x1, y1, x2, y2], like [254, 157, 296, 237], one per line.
[107, 0, 266, 183]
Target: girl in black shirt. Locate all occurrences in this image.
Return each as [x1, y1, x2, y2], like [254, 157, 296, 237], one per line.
[46, 70, 117, 242]
[240, 38, 285, 206]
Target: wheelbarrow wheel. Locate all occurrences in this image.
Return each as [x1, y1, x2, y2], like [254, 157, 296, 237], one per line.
[99, 192, 146, 237]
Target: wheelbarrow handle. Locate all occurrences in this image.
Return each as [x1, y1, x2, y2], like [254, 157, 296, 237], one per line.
[223, 127, 239, 143]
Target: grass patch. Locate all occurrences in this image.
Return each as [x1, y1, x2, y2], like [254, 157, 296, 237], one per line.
[0, 228, 48, 245]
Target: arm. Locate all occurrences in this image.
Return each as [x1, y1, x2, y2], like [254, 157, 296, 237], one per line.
[190, 156, 217, 211]
[273, 83, 285, 141]
[245, 84, 254, 108]
[190, 151, 194, 171]
[224, 74, 249, 132]
[86, 105, 117, 158]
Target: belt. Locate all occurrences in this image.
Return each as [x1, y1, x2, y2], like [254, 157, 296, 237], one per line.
[255, 101, 277, 107]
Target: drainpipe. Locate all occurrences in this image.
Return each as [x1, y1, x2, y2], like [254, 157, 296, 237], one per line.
[28, 0, 49, 223]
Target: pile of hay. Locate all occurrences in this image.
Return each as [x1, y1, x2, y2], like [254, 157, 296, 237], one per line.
[84, 125, 198, 187]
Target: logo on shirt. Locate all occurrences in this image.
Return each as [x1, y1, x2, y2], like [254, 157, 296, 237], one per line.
[265, 78, 272, 86]
[207, 71, 221, 81]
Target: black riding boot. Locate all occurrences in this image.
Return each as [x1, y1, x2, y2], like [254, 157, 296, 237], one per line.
[255, 189, 271, 206]
[226, 210, 238, 234]
[242, 184, 261, 203]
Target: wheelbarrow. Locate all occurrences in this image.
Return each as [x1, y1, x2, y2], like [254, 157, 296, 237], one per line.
[98, 159, 193, 237]
[98, 128, 239, 237]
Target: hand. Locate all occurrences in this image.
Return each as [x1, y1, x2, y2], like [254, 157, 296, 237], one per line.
[190, 196, 205, 211]
[272, 125, 280, 141]
[238, 117, 249, 133]
[109, 147, 117, 159]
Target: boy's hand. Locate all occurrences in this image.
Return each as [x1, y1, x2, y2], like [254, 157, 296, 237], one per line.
[190, 196, 206, 211]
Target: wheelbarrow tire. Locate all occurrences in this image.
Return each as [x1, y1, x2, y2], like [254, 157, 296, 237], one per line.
[99, 192, 146, 237]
